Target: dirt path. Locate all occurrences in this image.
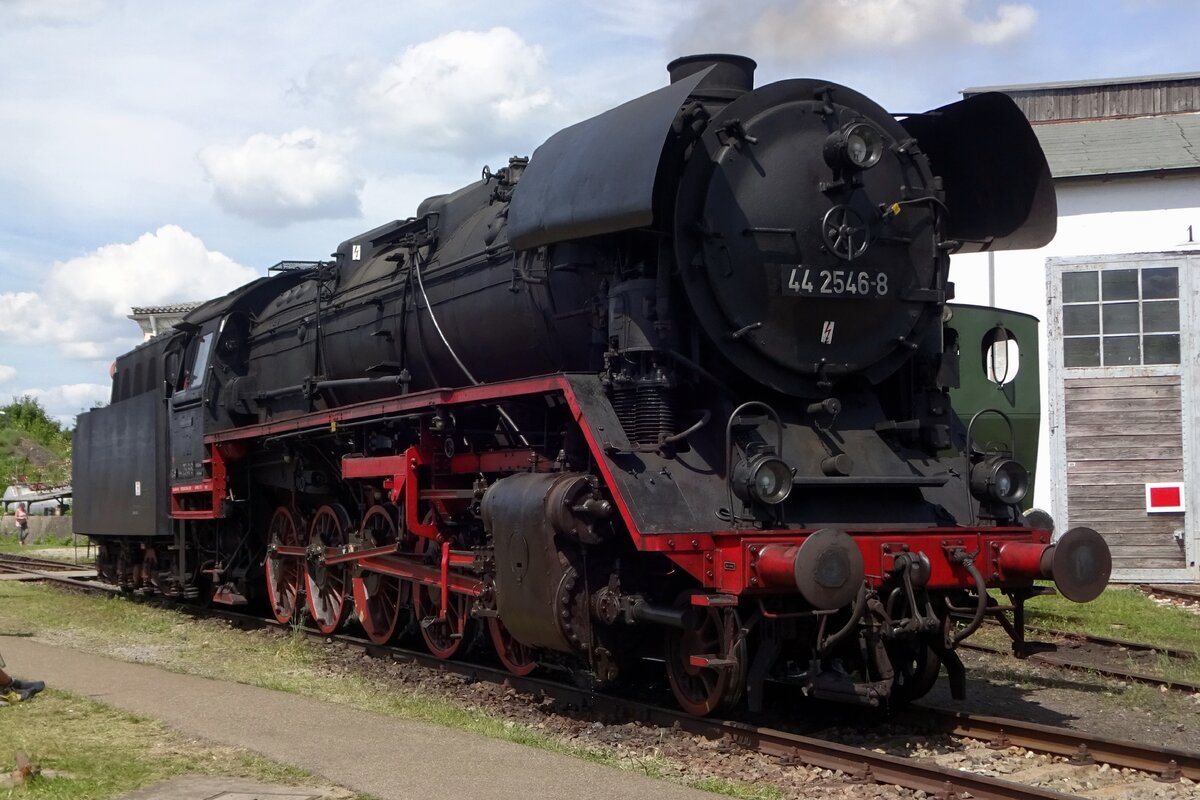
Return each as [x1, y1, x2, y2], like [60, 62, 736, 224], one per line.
[1, 635, 718, 800]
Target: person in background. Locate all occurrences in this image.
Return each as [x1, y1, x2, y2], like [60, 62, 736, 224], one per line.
[15, 502, 29, 545]
[0, 651, 44, 705]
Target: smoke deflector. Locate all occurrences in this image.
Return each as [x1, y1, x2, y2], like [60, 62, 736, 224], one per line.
[901, 92, 1057, 253]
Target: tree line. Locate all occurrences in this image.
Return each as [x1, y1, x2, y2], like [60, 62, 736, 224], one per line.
[1, 396, 72, 491]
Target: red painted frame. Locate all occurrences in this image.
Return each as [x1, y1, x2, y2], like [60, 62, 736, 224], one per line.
[209, 374, 1056, 598]
[170, 443, 228, 520]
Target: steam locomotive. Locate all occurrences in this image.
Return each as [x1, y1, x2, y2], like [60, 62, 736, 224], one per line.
[74, 55, 1112, 714]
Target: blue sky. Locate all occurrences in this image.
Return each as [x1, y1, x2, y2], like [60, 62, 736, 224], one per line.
[0, 0, 1195, 424]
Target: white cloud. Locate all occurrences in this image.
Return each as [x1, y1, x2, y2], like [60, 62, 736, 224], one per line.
[585, 0, 694, 37]
[1, 0, 107, 25]
[299, 27, 555, 158]
[49, 225, 256, 318]
[0, 292, 57, 344]
[62, 341, 110, 360]
[967, 3, 1037, 44]
[367, 28, 552, 144]
[0, 365, 15, 384]
[199, 128, 363, 226]
[20, 383, 111, 426]
[0, 225, 258, 359]
[664, 0, 1036, 61]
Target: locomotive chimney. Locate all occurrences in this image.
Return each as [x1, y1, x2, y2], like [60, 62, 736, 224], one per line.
[667, 54, 756, 99]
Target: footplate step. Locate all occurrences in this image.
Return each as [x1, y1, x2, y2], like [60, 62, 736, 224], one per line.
[689, 655, 738, 668]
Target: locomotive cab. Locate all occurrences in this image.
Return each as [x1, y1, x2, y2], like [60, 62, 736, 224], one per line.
[167, 319, 219, 501]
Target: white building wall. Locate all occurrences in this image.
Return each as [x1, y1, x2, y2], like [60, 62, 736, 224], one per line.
[949, 171, 1200, 517]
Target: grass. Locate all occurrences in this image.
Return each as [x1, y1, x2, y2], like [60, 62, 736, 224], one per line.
[1022, 585, 1200, 652]
[0, 534, 87, 555]
[690, 778, 786, 800]
[0, 583, 780, 800]
[971, 585, 1200, 687]
[0, 689, 370, 800]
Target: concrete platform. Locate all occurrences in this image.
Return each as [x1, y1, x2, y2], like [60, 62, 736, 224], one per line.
[1, 636, 717, 800]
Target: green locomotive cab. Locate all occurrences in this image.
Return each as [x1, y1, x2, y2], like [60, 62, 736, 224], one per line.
[946, 303, 1042, 512]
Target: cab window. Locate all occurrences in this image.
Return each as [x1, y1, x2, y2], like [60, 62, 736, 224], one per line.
[178, 332, 214, 391]
[982, 325, 1020, 386]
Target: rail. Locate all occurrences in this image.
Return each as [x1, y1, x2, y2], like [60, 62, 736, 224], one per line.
[16, 575, 1200, 798]
[959, 640, 1200, 694]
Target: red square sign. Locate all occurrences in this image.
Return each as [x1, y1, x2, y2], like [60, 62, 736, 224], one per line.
[1145, 482, 1185, 513]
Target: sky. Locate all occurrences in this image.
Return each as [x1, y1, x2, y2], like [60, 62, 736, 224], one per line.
[0, 0, 1196, 425]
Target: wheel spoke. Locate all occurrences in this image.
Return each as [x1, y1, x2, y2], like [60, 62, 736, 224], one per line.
[265, 506, 302, 624]
[305, 504, 352, 635]
[489, 617, 537, 676]
[416, 584, 464, 659]
[665, 594, 745, 715]
[355, 502, 412, 644]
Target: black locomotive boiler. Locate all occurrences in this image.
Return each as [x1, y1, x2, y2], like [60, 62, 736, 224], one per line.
[74, 55, 1112, 714]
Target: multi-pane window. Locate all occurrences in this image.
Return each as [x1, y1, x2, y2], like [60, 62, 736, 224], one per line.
[1061, 267, 1180, 367]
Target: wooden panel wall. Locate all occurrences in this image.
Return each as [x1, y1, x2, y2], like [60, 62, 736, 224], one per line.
[982, 80, 1200, 122]
[1064, 375, 1187, 569]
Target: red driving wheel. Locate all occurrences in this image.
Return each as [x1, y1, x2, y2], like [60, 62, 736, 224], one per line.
[304, 504, 353, 635]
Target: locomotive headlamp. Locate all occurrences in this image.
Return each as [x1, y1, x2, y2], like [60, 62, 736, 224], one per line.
[824, 122, 884, 171]
[733, 453, 794, 505]
[970, 454, 1029, 506]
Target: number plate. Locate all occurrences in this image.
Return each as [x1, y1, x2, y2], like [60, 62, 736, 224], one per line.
[779, 265, 889, 299]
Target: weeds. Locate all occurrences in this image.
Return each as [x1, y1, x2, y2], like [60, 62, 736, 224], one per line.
[0, 583, 784, 800]
[0, 689, 372, 800]
[0, 533, 87, 554]
[1023, 586, 1200, 654]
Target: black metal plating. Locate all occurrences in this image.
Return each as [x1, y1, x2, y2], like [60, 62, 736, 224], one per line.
[507, 67, 713, 250]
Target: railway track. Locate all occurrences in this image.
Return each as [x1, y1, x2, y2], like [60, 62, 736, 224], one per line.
[1143, 585, 1200, 606]
[962, 610, 1199, 694]
[14, 575, 1200, 799]
[210, 607, 1200, 798]
[1018, 624, 1195, 662]
[959, 640, 1200, 694]
[0, 552, 97, 578]
[0, 553, 85, 571]
[965, 613, 1196, 663]
[899, 705, 1199, 781]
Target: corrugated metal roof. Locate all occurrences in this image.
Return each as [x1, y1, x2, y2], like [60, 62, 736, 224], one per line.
[128, 303, 202, 315]
[964, 72, 1200, 94]
[1032, 113, 1200, 178]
